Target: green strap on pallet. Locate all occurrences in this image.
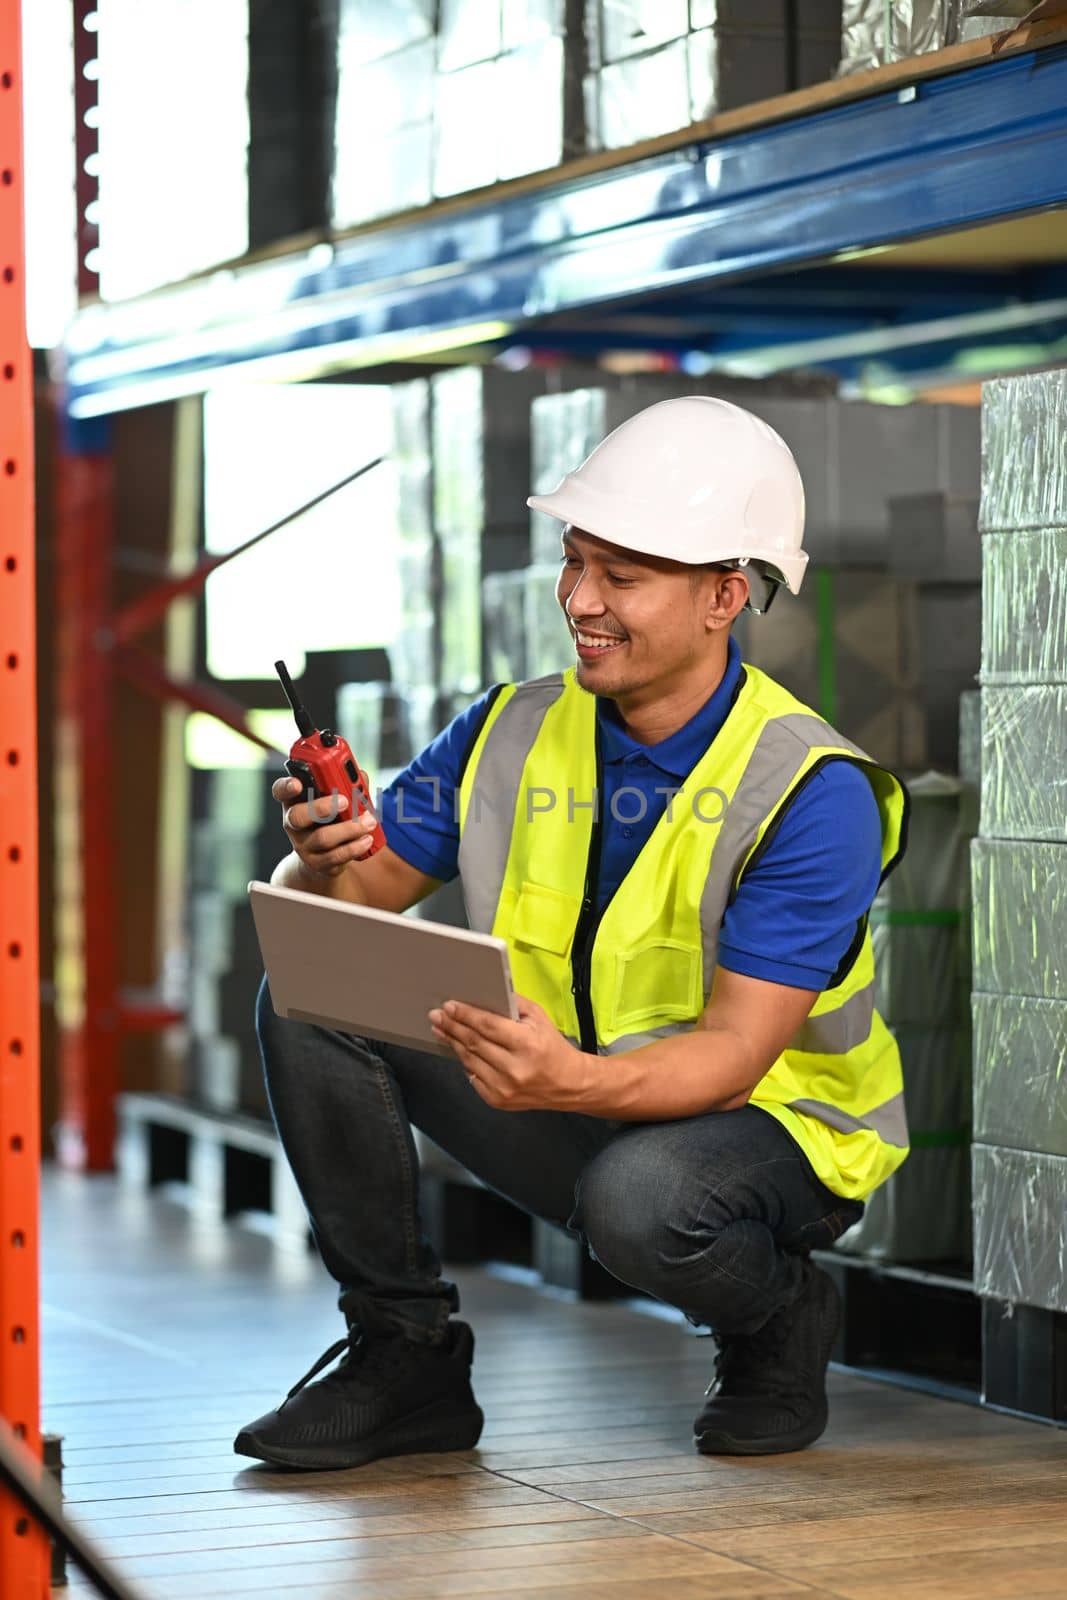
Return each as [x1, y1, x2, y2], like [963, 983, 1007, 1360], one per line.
[815, 568, 837, 725]
[869, 907, 962, 927]
[909, 1128, 972, 1150]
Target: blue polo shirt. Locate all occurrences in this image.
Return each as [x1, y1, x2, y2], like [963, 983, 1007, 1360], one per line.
[378, 637, 884, 990]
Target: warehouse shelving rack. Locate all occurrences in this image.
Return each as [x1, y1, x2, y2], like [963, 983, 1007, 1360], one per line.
[46, 15, 1067, 1424]
[0, 0, 48, 1591]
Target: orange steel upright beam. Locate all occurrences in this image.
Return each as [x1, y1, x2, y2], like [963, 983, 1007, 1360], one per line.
[0, 0, 48, 1592]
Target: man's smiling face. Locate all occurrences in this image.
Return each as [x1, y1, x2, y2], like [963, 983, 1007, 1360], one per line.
[555, 526, 745, 704]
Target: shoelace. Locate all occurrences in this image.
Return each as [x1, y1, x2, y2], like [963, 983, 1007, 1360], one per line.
[706, 1313, 792, 1398]
[281, 1329, 415, 1408]
[283, 1336, 351, 1405]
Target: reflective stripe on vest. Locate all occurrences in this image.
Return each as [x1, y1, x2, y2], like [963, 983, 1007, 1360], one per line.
[457, 664, 909, 1200]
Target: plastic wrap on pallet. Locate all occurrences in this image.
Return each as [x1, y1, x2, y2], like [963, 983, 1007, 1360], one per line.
[496, 37, 583, 181]
[438, 0, 503, 70]
[396, 539, 437, 617]
[980, 369, 1067, 532]
[336, 682, 412, 771]
[391, 378, 431, 465]
[585, 0, 689, 66]
[483, 570, 529, 684]
[398, 684, 440, 762]
[981, 528, 1067, 685]
[980, 687, 1067, 844]
[525, 563, 574, 679]
[387, 616, 436, 690]
[438, 528, 483, 696]
[503, 0, 569, 50]
[971, 838, 1067, 1000]
[337, 0, 436, 68]
[588, 27, 791, 145]
[196, 766, 268, 831]
[531, 387, 607, 564]
[973, 1143, 1067, 1312]
[433, 367, 547, 538]
[837, 1024, 971, 1261]
[958, 689, 981, 786]
[872, 773, 971, 1026]
[333, 41, 435, 226]
[958, 688, 981, 839]
[436, 37, 584, 193]
[973, 992, 1067, 1158]
[839, 0, 951, 74]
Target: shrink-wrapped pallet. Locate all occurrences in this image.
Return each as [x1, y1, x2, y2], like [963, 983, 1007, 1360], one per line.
[973, 993, 1067, 1158]
[837, 1025, 971, 1261]
[980, 687, 1067, 844]
[971, 839, 1067, 1001]
[979, 369, 1067, 532]
[981, 528, 1067, 685]
[871, 773, 971, 1027]
[839, 0, 952, 74]
[973, 1144, 1067, 1313]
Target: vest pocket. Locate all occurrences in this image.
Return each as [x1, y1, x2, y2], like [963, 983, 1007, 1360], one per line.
[510, 880, 581, 957]
[612, 941, 703, 1033]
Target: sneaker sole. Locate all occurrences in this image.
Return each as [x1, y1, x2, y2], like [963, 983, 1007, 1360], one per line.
[234, 1395, 485, 1472]
[694, 1401, 829, 1457]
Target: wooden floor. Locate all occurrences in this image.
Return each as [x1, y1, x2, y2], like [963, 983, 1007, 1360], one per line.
[41, 1171, 1067, 1600]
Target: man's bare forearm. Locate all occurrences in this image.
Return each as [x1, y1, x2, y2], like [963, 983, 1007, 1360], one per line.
[576, 1025, 757, 1121]
[270, 850, 369, 906]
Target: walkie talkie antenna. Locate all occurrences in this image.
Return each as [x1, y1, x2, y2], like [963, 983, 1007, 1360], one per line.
[275, 659, 315, 737]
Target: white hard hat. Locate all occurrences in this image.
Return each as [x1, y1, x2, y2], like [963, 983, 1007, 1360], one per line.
[527, 395, 808, 597]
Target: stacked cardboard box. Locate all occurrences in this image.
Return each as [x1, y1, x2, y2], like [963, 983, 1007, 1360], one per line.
[889, 491, 982, 777]
[532, 386, 980, 571]
[332, 2, 437, 226]
[333, 4, 854, 227]
[837, 772, 974, 1261]
[972, 368, 1067, 1314]
[585, 1, 842, 149]
[433, 365, 556, 696]
[434, 0, 586, 196]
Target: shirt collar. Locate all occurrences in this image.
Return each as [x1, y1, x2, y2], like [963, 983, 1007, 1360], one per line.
[596, 634, 744, 779]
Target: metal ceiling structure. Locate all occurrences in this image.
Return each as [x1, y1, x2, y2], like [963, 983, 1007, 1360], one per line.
[63, 32, 1067, 416]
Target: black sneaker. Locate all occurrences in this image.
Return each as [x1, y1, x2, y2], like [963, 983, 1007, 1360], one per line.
[694, 1260, 841, 1456]
[234, 1319, 484, 1471]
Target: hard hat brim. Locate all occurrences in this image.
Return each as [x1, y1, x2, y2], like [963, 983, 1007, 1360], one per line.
[526, 488, 808, 596]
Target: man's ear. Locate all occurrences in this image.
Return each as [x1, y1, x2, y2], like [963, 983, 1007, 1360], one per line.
[705, 570, 749, 632]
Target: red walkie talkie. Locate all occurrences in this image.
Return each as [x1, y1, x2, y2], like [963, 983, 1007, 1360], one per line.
[275, 659, 387, 857]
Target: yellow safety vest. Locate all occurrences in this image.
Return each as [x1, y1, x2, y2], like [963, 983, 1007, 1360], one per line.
[456, 663, 910, 1201]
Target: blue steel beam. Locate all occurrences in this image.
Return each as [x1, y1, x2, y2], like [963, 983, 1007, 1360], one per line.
[65, 41, 1067, 416]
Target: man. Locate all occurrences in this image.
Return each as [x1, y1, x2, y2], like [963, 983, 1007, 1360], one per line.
[236, 396, 909, 1472]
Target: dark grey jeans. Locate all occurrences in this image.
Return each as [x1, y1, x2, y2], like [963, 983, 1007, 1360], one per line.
[255, 975, 863, 1344]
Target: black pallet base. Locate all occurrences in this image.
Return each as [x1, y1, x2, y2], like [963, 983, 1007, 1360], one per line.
[116, 1093, 311, 1246]
[116, 1094, 625, 1298]
[816, 1252, 982, 1394]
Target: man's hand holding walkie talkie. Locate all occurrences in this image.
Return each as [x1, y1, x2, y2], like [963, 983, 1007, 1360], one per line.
[273, 659, 385, 881]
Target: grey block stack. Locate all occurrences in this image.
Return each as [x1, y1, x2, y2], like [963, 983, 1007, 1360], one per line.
[585, 1, 842, 150]
[888, 490, 982, 774]
[434, 0, 586, 197]
[433, 365, 557, 698]
[531, 386, 980, 572]
[837, 772, 975, 1261]
[972, 367, 1067, 1314]
[186, 768, 282, 1118]
[332, 2, 437, 226]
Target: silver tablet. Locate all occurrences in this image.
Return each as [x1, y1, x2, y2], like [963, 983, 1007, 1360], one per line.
[248, 881, 518, 1056]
